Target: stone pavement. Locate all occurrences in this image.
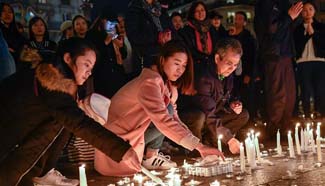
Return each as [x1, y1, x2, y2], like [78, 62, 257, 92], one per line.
[58, 143, 325, 186]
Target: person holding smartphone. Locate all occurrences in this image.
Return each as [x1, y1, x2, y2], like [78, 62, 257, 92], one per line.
[87, 13, 128, 99]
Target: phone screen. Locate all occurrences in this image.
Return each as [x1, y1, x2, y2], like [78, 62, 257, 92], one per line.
[105, 21, 118, 39]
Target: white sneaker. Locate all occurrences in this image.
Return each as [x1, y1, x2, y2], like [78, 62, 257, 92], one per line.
[32, 168, 79, 186]
[142, 152, 177, 170]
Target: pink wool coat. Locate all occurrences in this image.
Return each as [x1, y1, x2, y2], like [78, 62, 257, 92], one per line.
[94, 68, 200, 176]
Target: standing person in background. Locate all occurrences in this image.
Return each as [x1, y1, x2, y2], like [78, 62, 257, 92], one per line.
[59, 20, 74, 43]
[294, 1, 325, 118]
[95, 40, 224, 176]
[28, 16, 57, 66]
[228, 11, 258, 120]
[0, 3, 27, 70]
[254, 0, 303, 137]
[179, 1, 214, 74]
[0, 29, 15, 81]
[87, 12, 127, 99]
[209, 10, 227, 42]
[126, 0, 171, 77]
[170, 12, 184, 40]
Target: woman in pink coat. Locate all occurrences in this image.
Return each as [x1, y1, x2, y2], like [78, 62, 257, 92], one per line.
[94, 40, 224, 176]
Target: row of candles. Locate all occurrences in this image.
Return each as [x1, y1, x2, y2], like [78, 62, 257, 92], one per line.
[77, 122, 322, 185]
[277, 122, 323, 162]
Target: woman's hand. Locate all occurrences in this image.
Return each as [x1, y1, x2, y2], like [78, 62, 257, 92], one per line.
[195, 143, 225, 160]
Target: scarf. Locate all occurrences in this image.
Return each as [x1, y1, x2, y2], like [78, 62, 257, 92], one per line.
[188, 19, 212, 55]
[142, 0, 163, 32]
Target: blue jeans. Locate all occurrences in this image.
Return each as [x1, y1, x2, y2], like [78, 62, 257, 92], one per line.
[144, 104, 173, 149]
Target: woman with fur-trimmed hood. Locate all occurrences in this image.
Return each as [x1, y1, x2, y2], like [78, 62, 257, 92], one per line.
[0, 38, 134, 186]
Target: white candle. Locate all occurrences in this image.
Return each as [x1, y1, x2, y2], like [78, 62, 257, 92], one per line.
[245, 134, 251, 164]
[317, 122, 321, 137]
[240, 143, 245, 173]
[141, 166, 165, 185]
[287, 131, 295, 158]
[254, 132, 261, 161]
[295, 124, 301, 155]
[210, 180, 220, 186]
[301, 127, 305, 151]
[317, 135, 322, 162]
[249, 142, 257, 168]
[277, 130, 282, 155]
[218, 135, 223, 153]
[304, 128, 309, 151]
[133, 174, 143, 185]
[79, 164, 88, 186]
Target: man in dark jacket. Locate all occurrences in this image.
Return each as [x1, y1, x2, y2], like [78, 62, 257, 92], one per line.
[192, 38, 249, 154]
[228, 11, 258, 119]
[254, 0, 303, 137]
[0, 38, 133, 186]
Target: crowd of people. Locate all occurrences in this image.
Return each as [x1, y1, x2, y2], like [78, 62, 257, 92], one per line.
[0, 0, 325, 185]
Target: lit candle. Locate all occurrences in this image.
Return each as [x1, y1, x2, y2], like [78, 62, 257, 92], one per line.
[287, 131, 295, 158]
[317, 135, 322, 162]
[304, 128, 309, 151]
[141, 166, 165, 185]
[218, 135, 223, 153]
[249, 142, 257, 168]
[295, 123, 301, 155]
[254, 132, 261, 161]
[210, 180, 220, 186]
[240, 143, 245, 173]
[133, 174, 143, 185]
[317, 122, 321, 137]
[79, 164, 88, 186]
[301, 127, 305, 152]
[277, 130, 282, 155]
[245, 133, 251, 164]
[311, 129, 316, 154]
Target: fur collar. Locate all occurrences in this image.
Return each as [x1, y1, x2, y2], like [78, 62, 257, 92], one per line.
[35, 63, 78, 97]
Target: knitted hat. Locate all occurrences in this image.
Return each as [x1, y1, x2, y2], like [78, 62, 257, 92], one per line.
[60, 20, 72, 32]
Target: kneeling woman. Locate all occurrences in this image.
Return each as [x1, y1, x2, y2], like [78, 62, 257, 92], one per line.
[95, 40, 224, 176]
[0, 38, 132, 186]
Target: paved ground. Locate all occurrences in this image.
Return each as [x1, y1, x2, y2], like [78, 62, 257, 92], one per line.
[58, 142, 325, 186]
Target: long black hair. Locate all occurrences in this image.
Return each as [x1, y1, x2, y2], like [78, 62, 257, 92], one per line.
[0, 3, 19, 33]
[28, 16, 50, 41]
[54, 37, 98, 80]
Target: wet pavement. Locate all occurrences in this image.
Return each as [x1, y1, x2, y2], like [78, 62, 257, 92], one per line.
[58, 143, 325, 186]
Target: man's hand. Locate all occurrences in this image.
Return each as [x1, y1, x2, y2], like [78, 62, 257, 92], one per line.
[288, 1, 303, 20]
[230, 101, 243, 114]
[228, 138, 240, 154]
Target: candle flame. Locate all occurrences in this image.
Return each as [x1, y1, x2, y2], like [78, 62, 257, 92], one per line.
[218, 135, 223, 139]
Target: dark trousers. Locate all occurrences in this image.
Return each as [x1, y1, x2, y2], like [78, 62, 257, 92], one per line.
[220, 109, 249, 136]
[18, 130, 71, 186]
[297, 61, 325, 116]
[178, 108, 206, 141]
[264, 57, 296, 134]
[179, 108, 248, 145]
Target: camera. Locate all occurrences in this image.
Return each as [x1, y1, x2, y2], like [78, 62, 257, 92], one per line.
[105, 21, 118, 39]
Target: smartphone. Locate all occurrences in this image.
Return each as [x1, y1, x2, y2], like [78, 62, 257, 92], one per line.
[105, 21, 118, 39]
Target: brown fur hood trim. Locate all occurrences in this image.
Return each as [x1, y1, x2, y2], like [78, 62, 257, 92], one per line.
[35, 63, 78, 97]
[20, 48, 43, 68]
